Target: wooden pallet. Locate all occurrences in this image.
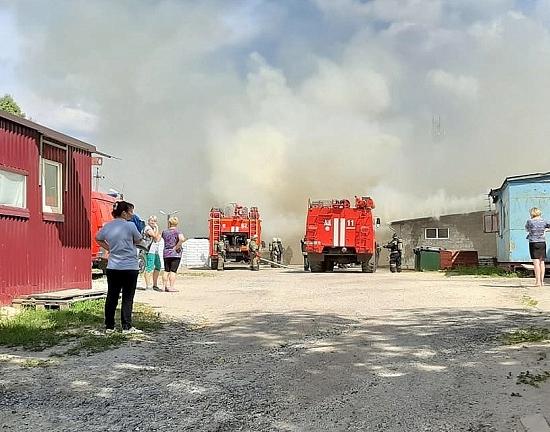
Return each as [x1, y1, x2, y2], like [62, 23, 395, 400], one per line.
[12, 290, 107, 310]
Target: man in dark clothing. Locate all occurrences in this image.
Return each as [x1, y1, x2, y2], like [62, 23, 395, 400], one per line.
[384, 233, 403, 273]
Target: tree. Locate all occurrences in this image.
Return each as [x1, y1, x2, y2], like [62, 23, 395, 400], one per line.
[0, 94, 25, 118]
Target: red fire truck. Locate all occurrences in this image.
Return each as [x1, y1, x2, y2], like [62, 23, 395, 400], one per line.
[90, 192, 148, 274]
[304, 196, 380, 272]
[91, 191, 117, 272]
[208, 204, 262, 270]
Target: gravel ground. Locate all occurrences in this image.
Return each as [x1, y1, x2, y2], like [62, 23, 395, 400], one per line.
[1, 267, 550, 431]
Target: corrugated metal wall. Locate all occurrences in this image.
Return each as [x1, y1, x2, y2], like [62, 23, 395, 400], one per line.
[0, 117, 92, 304]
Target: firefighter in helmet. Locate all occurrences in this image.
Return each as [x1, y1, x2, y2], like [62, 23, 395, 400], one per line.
[249, 234, 260, 271]
[269, 237, 284, 267]
[383, 233, 403, 273]
[276, 238, 284, 264]
[269, 237, 277, 267]
[216, 235, 226, 270]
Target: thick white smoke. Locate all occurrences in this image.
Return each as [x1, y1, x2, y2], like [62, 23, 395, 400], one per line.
[4, 0, 550, 248]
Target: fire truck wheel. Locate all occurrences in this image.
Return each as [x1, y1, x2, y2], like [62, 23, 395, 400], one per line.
[325, 261, 334, 272]
[310, 261, 324, 273]
[210, 259, 218, 270]
[362, 260, 376, 273]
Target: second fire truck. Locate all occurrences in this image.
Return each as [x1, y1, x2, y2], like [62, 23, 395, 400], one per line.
[208, 204, 262, 271]
[303, 196, 380, 272]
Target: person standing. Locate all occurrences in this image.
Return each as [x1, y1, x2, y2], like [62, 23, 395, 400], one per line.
[383, 233, 403, 273]
[162, 216, 186, 292]
[525, 207, 550, 287]
[216, 235, 226, 271]
[143, 215, 163, 291]
[249, 234, 260, 271]
[95, 201, 143, 334]
[301, 237, 309, 271]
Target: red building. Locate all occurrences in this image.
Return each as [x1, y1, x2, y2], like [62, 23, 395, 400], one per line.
[0, 110, 96, 304]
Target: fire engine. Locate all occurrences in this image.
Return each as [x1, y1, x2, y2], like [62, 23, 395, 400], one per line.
[91, 191, 117, 273]
[208, 204, 262, 270]
[304, 196, 380, 272]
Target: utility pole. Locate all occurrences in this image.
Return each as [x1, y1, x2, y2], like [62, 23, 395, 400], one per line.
[92, 157, 104, 191]
[432, 115, 444, 141]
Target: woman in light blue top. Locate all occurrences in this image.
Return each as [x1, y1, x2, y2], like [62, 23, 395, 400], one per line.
[525, 207, 550, 287]
[96, 200, 144, 334]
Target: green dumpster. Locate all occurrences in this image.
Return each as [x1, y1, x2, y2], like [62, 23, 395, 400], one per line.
[414, 247, 441, 271]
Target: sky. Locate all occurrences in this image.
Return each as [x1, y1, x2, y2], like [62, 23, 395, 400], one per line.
[1, 0, 550, 242]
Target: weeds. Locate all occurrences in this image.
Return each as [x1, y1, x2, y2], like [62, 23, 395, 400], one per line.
[21, 358, 54, 368]
[517, 370, 550, 387]
[0, 300, 162, 353]
[445, 266, 516, 277]
[65, 333, 128, 356]
[521, 295, 539, 308]
[502, 327, 550, 345]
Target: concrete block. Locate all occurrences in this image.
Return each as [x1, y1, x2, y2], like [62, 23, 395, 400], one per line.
[520, 414, 550, 432]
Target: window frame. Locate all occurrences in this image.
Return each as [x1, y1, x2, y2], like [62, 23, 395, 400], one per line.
[42, 158, 63, 215]
[424, 227, 449, 240]
[0, 165, 29, 218]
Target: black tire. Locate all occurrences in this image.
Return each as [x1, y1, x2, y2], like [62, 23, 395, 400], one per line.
[362, 256, 377, 273]
[310, 261, 324, 273]
[361, 261, 375, 273]
[325, 261, 334, 272]
[210, 259, 218, 270]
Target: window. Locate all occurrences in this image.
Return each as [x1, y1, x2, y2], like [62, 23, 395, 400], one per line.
[425, 228, 449, 239]
[483, 213, 499, 233]
[42, 159, 63, 214]
[0, 168, 26, 208]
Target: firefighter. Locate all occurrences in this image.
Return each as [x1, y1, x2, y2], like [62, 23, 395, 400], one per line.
[249, 234, 260, 271]
[269, 237, 277, 267]
[276, 238, 284, 264]
[269, 237, 283, 267]
[216, 236, 226, 271]
[383, 233, 403, 273]
[300, 237, 309, 271]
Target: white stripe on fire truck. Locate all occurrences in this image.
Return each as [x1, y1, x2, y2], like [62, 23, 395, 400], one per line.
[340, 218, 346, 246]
[333, 218, 339, 247]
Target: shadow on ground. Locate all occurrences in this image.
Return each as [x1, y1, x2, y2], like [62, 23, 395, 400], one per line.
[1, 309, 549, 431]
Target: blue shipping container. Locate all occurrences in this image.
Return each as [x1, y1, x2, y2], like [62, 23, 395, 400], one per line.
[489, 173, 550, 264]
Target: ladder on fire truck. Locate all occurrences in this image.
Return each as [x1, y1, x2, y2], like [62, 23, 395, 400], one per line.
[249, 207, 259, 237]
[210, 208, 222, 242]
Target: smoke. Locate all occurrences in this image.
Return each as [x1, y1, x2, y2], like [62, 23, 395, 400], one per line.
[4, 0, 550, 246]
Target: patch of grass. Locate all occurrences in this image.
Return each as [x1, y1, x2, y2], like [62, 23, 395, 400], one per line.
[502, 327, 550, 345]
[445, 266, 517, 277]
[0, 300, 163, 353]
[517, 370, 550, 387]
[132, 303, 163, 332]
[21, 358, 54, 368]
[65, 333, 127, 356]
[521, 295, 539, 308]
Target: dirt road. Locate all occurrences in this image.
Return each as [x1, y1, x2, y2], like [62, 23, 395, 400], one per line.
[1, 267, 550, 431]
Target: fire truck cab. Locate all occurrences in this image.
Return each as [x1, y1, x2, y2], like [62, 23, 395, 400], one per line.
[304, 196, 380, 272]
[91, 191, 117, 273]
[208, 204, 262, 270]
